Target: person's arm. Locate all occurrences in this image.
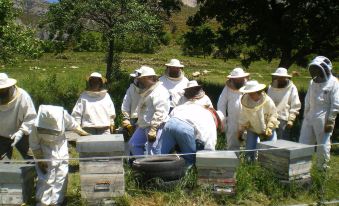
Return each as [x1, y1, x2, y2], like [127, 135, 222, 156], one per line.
[65, 110, 89, 136]
[121, 86, 132, 120]
[287, 85, 301, 127]
[217, 87, 228, 118]
[71, 97, 83, 126]
[265, 98, 280, 136]
[325, 80, 339, 132]
[18, 91, 37, 135]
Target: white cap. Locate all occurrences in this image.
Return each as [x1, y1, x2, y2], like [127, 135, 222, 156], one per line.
[35, 105, 64, 132]
[133, 66, 157, 78]
[184, 80, 201, 90]
[271, 67, 291, 77]
[0, 73, 17, 89]
[165, 59, 184, 68]
[239, 80, 266, 93]
[89, 72, 103, 78]
[227, 68, 250, 78]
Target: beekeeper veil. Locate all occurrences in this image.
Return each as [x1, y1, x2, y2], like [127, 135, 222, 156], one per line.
[308, 56, 332, 83]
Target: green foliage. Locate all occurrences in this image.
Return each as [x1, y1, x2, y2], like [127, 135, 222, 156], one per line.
[187, 0, 339, 69]
[0, 0, 42, 63]
[73, 32, 105, 52]
[182, 24, 216, 57]
[44, 0, 181, 81]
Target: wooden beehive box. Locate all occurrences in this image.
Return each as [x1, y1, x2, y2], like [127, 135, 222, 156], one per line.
[77, 134, 125, 204]
[258, 140, 314, 180]
[0, 164, 36, 205]
[196, 151, 239, 195]
[76, 134, 125, 157]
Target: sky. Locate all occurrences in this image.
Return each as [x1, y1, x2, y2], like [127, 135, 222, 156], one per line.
[47, 0, 58, 2]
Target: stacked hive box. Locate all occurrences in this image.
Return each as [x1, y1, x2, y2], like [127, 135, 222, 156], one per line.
[0, 164, 36, 205]
[76, 134, 125, 204]
[258, 140, 314, 182]
[196, 151, 239, 195]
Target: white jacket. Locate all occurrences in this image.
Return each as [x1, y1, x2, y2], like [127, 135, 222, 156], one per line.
[0, 87, 36, 138]
[239, 93, 280, 134]
[159, 75, 189, 107]
[267, 81, 301, 122]
[137, 82, 170, 129]
[170, 103, 217, 150]
[121, 83, 140, 119]
[304, 75, 339, 123]
[177, 94, 213, 108]
[71, 90, 115, 128]
[217, 83, 243, 124]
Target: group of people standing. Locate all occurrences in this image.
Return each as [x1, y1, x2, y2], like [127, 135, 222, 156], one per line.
[0, 56, 337, 205]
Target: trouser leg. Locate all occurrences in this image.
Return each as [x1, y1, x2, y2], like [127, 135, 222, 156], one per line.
[128, 128, 147, 155]
[245, 131, 259, 162]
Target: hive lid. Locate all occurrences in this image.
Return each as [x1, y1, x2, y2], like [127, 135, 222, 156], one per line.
[77, 134, 124, 153]
[196, 150, 239, 168]
[257, 140, 314, 159]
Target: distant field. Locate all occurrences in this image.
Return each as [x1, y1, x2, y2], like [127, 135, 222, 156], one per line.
[4, 46, 339, 206]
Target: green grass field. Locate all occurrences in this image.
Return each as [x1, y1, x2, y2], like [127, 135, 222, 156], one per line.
[3, 45, 339, 205]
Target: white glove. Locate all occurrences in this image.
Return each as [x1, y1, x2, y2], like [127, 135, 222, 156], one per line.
[10, 130, 24, 147]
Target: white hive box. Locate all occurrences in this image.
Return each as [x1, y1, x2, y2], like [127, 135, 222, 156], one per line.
[76, 134, 125, 157]
[196, 151, 239, 195]
[0, 164, 36, 205]
[258, 140, 314, 180]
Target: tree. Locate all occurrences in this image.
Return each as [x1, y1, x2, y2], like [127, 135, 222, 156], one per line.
[0, 0, 42, 63]
[45, 0, 181, 81]
[187, 0, 339, 69]
[182, 24, 216, 57]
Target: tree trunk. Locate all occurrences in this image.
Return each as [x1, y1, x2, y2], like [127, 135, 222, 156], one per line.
[106, 39, 114, 82]
[278, 49, 294, 69]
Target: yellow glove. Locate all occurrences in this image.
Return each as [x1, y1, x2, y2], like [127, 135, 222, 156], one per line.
[122, 119, 131, 128]
[324, 122, 334, 133]
[264, 128, 272, 138]
[286, 120, 293, 129]
[110, 124, 115, 134]
[147, 128, 157, 143]
[74, 126, 89, 136]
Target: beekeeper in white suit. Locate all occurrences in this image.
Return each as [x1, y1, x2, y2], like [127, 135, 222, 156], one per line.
[159, 59, 189, 111]
[30, 105, 88, 206]
[72, 72, 116, 135]
[177, 80, 213, 108]
[238, 80, 280, 161]
[267, 68, 301, 140]
[121, 69, 141, 132]
[299, 56, 339, 170]
[0, 73, 36, 160]
[217, 68, 249, 150]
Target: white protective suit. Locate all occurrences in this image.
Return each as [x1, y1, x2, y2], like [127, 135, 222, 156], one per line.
[71, 90, 115, 134]
[170, 103, 217, 150]
[239, 93, 280, 135]
[267, 81, 301, 139]
[30, 105, 78, 206]
[121, 83, 140, 120]
[0, 87, 36, 138]
[178, 94, 213, 108]
[299, 71, 339, 169]
[217, 82, 243, 150]
[159, 74, 189, 108]
[137, 82, 170, 129]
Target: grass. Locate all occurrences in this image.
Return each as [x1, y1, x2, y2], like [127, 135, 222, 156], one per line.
[3, 45, 339, 205]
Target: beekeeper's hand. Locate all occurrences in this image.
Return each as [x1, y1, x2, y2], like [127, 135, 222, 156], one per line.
[147, 128, 157, 143]
[110, 124, 115, 134]
[286, 120, 293, 129]
[265, 128, 273, 137]
[122, 119, 131, 128]
[38, 161, 48, 174]
[74, 126, 89, 136]
[324, 121, 334, 133]
[10, 130, 24, 147]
